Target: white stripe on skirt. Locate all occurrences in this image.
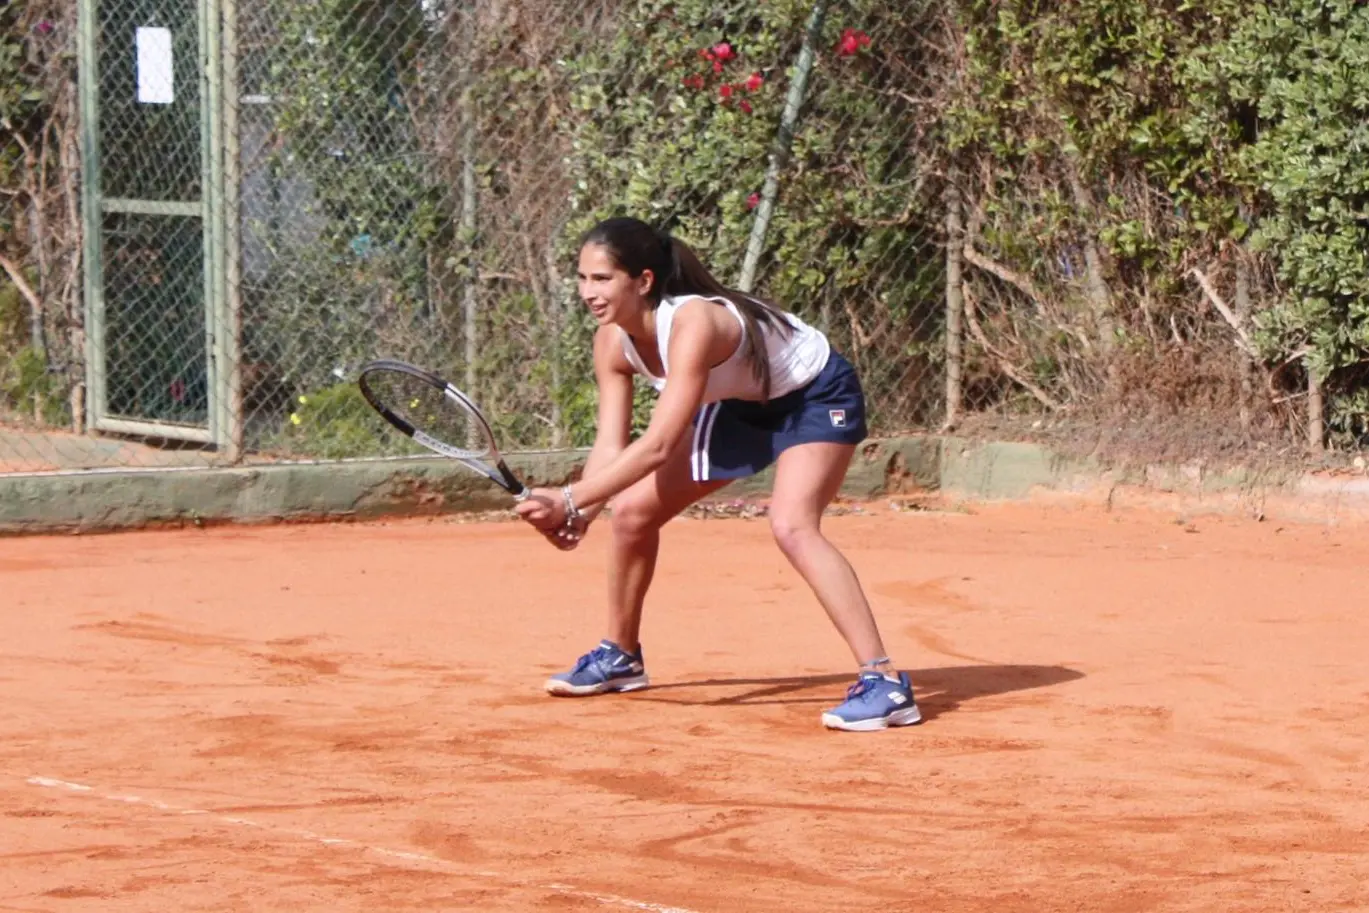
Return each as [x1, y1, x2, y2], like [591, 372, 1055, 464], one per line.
[691, 403, 721, 482]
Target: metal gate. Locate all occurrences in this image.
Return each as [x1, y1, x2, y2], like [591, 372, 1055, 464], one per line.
[76, 0, 239, 457]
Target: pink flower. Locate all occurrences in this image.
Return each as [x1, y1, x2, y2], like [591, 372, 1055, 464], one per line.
[836, 27, 871, 57]
[739, 100, 753, 114]
[747, 192, 761, 210]
[35, 19, 54, 34]
[712, 59, 724, 74]
[712, 42, 735, 61]
[745, 72, 764, 92]
[719, 83, 734, 100]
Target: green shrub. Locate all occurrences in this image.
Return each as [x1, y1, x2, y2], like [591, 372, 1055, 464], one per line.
[273, 381, 403, 460]
[1, 346, 69, 427]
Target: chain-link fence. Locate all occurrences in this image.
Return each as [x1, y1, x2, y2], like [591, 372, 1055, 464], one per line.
[3, 0, 1366, 477]
[2, 0, 957, 474]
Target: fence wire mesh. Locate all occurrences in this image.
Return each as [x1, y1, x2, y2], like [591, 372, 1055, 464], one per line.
[2, 0, 953, 474]
[3, 0, 1365, 479]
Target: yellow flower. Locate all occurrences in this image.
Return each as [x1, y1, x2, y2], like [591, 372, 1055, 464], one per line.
[289, 413, 301, 426]
[298, 395, 309, 405]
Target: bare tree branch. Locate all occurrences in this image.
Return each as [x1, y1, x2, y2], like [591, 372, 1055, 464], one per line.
[843, 298, 873, 352]
[1190, 266, 1258, 360]
[962, 242, 1046, 317]
[963, 280, 1063, 411]
[0, 253, 43, 319]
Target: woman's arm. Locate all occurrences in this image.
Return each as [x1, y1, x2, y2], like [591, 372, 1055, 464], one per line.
[576, 324, 636, 523]
[515, 302, 716, 528]
[565, 304, 714, 512]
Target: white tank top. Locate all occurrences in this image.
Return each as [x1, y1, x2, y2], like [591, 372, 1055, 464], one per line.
[619, 294, 831, 403]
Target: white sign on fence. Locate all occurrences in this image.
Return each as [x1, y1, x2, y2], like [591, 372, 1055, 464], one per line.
[135, 27, 174, 105]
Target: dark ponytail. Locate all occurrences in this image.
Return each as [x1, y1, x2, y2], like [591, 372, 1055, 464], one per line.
[580, 217, 793, 400]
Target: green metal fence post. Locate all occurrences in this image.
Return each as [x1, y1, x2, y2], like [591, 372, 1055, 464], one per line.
[219, 0, 242, 462]
[737, 0, 828, 294]
[76, 0, 106, 432]
[201, 0, 224, 452]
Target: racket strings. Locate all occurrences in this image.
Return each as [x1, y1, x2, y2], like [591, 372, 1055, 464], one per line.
[367, 371, 492, 459]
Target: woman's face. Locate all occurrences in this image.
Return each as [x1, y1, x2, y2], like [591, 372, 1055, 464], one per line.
[577, 243, 654, 328]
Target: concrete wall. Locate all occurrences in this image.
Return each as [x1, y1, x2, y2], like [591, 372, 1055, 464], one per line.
[4, 435, 1368, 535]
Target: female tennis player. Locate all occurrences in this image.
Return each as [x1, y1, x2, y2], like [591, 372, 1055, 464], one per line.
[514, 216, 920, 732]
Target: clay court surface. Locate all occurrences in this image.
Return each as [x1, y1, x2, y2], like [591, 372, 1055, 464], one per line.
[3, 501, 1368, 912]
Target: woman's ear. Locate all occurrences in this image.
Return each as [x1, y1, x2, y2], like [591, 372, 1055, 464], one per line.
[637, 268, 656, 298]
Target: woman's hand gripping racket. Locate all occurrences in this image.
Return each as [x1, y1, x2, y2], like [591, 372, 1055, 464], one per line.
[357, 359, 587, 549]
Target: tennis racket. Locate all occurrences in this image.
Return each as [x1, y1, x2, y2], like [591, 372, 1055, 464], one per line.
[357, 358, 528, 501]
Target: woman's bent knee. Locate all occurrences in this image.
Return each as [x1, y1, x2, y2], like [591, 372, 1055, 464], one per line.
[611, 490, 669, 541]
[769, 511, 819, 558]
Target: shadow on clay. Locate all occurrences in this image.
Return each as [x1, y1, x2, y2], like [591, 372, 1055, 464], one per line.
[631, 663, 1085, 722]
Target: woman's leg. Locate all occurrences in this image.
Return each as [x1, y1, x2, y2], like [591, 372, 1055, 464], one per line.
[767, 441, 920, 730]
[547, 431, 730, 696]
[605, 430, 732, 653]
[547, 432, 739, 695]
[767, 441, 893, 670]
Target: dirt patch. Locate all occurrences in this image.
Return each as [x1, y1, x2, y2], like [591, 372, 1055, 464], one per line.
[3, 503, 1367, 911]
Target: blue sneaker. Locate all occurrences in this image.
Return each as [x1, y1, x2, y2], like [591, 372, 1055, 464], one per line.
[545, 640, 649, 696]
[821, 671, 922, 731]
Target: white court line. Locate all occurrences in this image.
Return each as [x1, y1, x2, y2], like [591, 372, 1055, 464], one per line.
[26, 776, 699, 913]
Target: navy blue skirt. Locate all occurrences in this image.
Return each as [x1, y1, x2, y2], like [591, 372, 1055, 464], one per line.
[689, 350, 868, 482]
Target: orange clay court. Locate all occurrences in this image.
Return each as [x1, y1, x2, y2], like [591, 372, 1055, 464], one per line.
[2, 499, 1367, 912]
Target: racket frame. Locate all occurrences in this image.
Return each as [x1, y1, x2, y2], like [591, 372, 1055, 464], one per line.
[357, 358, 528, 501]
